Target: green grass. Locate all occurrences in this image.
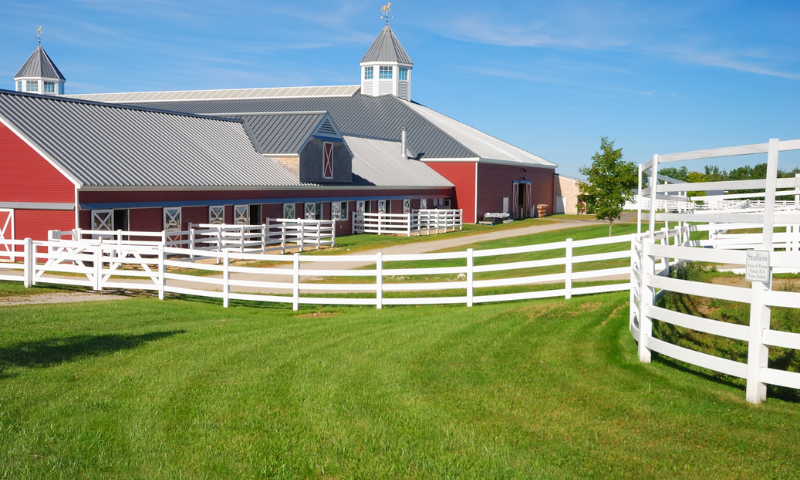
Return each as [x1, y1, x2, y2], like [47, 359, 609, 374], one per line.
[1, 290, 799, 479]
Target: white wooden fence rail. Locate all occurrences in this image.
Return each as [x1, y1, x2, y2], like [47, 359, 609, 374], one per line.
[352, 209, 463, 236]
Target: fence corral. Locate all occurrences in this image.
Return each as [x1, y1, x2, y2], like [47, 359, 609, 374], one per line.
[352, 209, 462, 236]
[632, 137, 800, 404]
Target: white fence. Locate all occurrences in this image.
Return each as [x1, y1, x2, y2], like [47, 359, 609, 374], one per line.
[47, 219, 336, 258]
[352, 209, 462, 236]
[1, 226, 644, 310]
[633, 137, 800, 404]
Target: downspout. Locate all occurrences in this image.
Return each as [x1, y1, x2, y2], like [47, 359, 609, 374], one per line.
[400, 128, 407, 159]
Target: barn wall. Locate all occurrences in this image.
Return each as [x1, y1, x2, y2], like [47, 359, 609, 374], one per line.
[553, 175, 584, 215]
[477, 164, 555, 219]
[422, 162, 476, 222]
[0, 123, 75, 205]
[130, 208, 163, 233]
[13, 210, 74, 242]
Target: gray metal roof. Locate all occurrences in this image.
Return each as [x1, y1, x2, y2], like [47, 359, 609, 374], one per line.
[0, 90, 305, 188]
[69, 85, 359, 103]
[347, 136, 452, 188]
[404, 101, 555, 167]
[116, 94, 476, 159]
[360, 25, 413, 65]
[15, 45, 66, 81]
[223, 111, 330, 155]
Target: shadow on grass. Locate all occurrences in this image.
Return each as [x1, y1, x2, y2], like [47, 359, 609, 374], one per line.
[0, 330, 185, 378]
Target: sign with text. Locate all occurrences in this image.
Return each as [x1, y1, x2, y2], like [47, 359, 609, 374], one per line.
[745, 250, 771, 284]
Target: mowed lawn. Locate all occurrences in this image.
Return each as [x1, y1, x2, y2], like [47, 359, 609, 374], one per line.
[1, 291, 799, 479]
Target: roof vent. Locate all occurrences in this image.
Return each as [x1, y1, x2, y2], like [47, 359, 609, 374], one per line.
[401, 127, 407, 158]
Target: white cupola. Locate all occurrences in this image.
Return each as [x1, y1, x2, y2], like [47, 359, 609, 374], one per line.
[14, 31, 66, 96]
[360, 25, 413, 101]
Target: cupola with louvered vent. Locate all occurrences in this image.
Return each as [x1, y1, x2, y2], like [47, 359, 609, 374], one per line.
[360, 25, 413, 101]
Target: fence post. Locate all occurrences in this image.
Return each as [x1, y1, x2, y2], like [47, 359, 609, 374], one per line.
[565, 238, 573, 300]
[299, 222, 305, 253]
[376, 252, 383, 310]
[407, 213, 412, 237]
[660, 226, 669, 272]
[466, 248, 474, 307]
[94, 244, 103, 291]
[378, 213, 383, 236]
[189, 228, 196, 261]
[746, 280, 771, 404]
[292, 252, 300, 311]
[158, 243, 166, 300]
[331, 219, 337, 247]
[240, 226, 245, 253]
[316, 221, 321, 249]
[23, 237, 33, 288]
[223, 249, 230, 308]
[261, 223, 267, 254]
[637, 239, 654, 363]
[281, 224, 286, 254]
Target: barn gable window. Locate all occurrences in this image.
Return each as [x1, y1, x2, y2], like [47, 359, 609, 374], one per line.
[322, 142, 334, 179]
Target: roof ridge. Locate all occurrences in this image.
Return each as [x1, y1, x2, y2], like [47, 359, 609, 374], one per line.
[211, 110, 329, 117]
[0, 89, 243, 123]
[391, 97, 479, 158]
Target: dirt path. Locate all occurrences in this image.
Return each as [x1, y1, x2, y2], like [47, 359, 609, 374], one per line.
[0, 292, 130, 307]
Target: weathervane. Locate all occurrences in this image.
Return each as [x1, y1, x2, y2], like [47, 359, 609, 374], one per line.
[381, 3, 392, 24]
[35, 26, 43, 45]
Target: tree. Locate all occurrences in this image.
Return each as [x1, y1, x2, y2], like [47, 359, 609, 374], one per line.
[579, 137, 637, 236]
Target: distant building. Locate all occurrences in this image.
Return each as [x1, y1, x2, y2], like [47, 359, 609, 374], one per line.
[0, 25, 557, 242]
[553, 174, 585, 215]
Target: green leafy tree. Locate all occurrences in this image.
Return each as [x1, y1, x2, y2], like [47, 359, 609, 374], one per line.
[579, 137, 638, 236]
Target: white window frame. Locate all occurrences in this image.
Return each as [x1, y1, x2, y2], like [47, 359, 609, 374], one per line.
[233, 204, 250, 225]
[364, 66, 373, 80]
[92, 209, 114, 231]
[163, 207, 182, 231]
[322, 141, 334, 180]
[26, 80, 38, 93]
[332, 201, 348, 220]
[355, 200, 365, 215]
[399, 67, 408, 81]
[283, 203, 296, 219]
[209, 205, 225, 224]
[420, 199, 427, 209]
[379, 66, 393, 79]
[403, 199, 411, 214]
[305, 202, 322, 220]
[43, 81, 55, 93]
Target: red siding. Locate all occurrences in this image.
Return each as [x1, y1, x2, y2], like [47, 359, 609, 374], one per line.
[423, 162, 476, 222]
[0, 123, 74, 204]
[13, 210, 74, 241]
[130, 208, 163, 233]
[477, 164, 555, 220]
[182, 206, 208, 229]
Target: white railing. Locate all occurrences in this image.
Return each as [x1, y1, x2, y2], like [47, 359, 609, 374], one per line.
[47, 219, 336, 259]
[352, 209, 463, 236]
[633, 136, 800, 404]
[2, 227, 647, 310]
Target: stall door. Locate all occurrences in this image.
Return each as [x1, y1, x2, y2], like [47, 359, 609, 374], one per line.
[511, 183, 520, 218]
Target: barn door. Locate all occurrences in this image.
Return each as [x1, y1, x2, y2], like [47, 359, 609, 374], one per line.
[0, 209, 14, 259]
[511, 183, 520, 218]
[233, 205, 249, 225]
[524, 183, 533, 218]
[92, 210, 114, 231]
[283, 203, 296, 219]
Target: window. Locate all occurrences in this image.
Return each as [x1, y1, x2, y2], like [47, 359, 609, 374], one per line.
[209, 205, 225, 224]
[379, 66, 393, 79]
[15, 81, 22, 92]
[378, 200, 386, 214]
[163, 207, 182, 231]
[399, 67, 408, 81]
[322, 141, 334, 179]
[420, 199, 427, 209]
[283, 203, 296, 219]
[43, 82, 55, 93]
[403, 199, 411, 214]
[233, 204, 249, 225]
[58, 83, 64, 95]
[26, 81, 38, 93]
[332, 201, 348, 220]
[305, 202, 321, 220]
[364, 66, 373, 80]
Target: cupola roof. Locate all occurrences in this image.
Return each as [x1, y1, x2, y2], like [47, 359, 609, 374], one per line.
[15, 45, 65, 81]
[360, 25, 413, 65]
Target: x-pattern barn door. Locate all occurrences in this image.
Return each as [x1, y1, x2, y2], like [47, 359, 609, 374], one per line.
[323, 142, 334, 179]
[92, 210, 113, 231]
[234, 205, 250, 225]
[0, 209, 14, 259]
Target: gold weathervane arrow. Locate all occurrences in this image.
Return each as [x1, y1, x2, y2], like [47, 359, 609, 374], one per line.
[381, 3, 392, 23]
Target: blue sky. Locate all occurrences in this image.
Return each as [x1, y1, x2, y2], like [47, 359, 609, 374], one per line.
[2, 0, 800, 178]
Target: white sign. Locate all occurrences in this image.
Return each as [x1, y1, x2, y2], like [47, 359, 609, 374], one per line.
[745, 250, 770, 284]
